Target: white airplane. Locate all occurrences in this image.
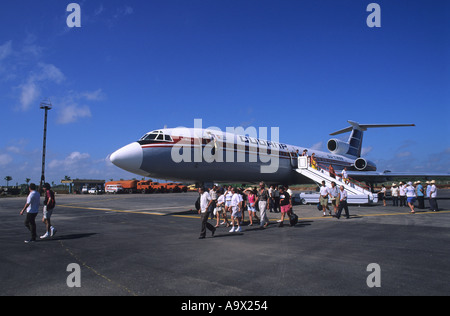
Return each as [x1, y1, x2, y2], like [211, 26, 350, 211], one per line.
[110, 121, 449, 186]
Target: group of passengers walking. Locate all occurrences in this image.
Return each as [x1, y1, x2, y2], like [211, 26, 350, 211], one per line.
[318, 181, 350, 219]
[381, 180, 439, 214]
[197, 182, 294, 239]
[20, 183, 57, 243]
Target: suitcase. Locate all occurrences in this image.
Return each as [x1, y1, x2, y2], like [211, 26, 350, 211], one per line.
[289, 212, 299, 226]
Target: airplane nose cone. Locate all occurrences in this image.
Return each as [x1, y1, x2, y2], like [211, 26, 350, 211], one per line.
[110, 142, 144, 175]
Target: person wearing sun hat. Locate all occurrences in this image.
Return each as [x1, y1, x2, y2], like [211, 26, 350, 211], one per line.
[426, 181, 431, 206]
[429, 180, 439, 212]
[405, 182, 416, 214]
[391, 183, 399, 207]
[416, 181, 425, 209]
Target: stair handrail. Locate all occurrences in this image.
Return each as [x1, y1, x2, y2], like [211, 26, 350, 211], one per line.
[313, 160, 371, 193]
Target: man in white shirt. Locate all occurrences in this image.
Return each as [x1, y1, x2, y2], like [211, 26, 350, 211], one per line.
[198, 187, 216, 239]
[336, 186, 350, 219]
[391, 183, 399, 207]
[229, 188, 243, 232]
[20, 183, 41, 243]
[426, 181, 432, 199]
[328, 182, 339, 215]
[319, 181, 331, 217]
[399, 182, 407, 207]
[268, 185, 274, 213]
[429, 180, 439, 212]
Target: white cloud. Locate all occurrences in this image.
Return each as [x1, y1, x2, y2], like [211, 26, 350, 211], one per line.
[396, 151, 411, 158]
[57, 104, 92, 124]
[310, 142, 323, 151]
[19, 80, 40, 110]
[375, 147, 450, 173]
[80, 88, 105, 101]
[124, 6, 134, 15]
[114, 6, 134, 19]
[55, 89, 105, 124]
[6, 146, 21, 154]
[36, 62, 65, 84]
[94, 4, 105, 16]
[0, 40, 12, 61]
[0, 154, 13, 166]
[49, 152, 91, 170]
[361, 146, 373, 156]
[47, 152, 120, 180]
[18, 63, 65, 111]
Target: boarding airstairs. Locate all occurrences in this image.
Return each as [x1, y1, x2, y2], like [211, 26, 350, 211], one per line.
[295, 156, 377, 205]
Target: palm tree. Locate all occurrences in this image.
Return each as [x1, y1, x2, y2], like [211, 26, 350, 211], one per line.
[64, 175, 72, 193]
[4, 176, 12, 187]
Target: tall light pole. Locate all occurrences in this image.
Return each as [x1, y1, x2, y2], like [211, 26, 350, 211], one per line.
[39, 100, 52, 194]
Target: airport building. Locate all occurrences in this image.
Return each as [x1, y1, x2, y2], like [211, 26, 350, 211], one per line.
[60, 179, 105, 194]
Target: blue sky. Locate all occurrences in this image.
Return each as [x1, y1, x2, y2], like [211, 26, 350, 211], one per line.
[0, 0, 449, 185]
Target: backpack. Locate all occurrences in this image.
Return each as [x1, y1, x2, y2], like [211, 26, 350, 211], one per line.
[195, 196, 200, 211]
[46, 190, 56, 210]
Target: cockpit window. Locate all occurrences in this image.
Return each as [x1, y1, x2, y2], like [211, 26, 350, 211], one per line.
[140, 133, 158, 141]
[139, 131, 173, 142]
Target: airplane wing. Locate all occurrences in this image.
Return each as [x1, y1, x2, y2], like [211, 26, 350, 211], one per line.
[347, 171, 450, 183]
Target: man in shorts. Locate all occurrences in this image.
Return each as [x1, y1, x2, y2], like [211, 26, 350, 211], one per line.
[319, 181, 331, 216]
[405, 182, 416, 214]
[41, 183, 57, 239]
[229, 188, 243, 233]
[328, 181, 339, 215]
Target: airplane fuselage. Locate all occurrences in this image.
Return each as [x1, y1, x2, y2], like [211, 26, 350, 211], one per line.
[110, 128, 355, 185]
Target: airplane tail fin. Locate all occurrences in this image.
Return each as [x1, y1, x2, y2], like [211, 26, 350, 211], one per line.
[328, 121, 415, 157]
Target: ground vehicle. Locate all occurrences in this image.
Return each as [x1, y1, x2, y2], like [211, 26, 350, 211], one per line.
[88, 187, 100, 195]
[106, 180, 188, 194]
[105, 180, 138, 194]
[105, 184, 124, 194]
[137, 180, 154, 193]
[187, 184, 198, 192]
[165, 183, 188, 193]
[147, 182, 167, 193]
[136, 180, 188, 193]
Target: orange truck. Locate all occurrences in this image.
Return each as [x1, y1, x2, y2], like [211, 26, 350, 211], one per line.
[137, 180, 154, 193]
[165, 183, 188, 193]
[137, 181, 187, 193]
[107, 180, 188, 194]
[137, 180, 166, 193]
[105, 180, 138, 194]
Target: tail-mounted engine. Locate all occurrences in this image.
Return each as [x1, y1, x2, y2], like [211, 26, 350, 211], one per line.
[327, 139, 350, 155]
[354, 157, 377, 171]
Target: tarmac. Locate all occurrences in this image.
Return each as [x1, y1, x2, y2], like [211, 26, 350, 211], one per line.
[1, 191, 449, 297]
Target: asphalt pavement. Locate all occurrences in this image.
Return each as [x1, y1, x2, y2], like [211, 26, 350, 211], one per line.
[1, 191, 449, 297]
